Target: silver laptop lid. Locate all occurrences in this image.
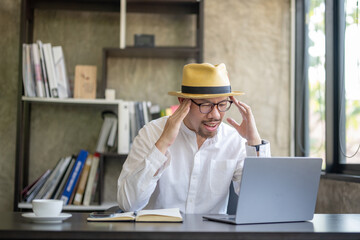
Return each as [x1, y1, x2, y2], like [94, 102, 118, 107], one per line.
[235, 157, 322, 224]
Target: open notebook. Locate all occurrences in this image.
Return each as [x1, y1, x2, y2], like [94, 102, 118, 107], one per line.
[87, 208, 183, 223]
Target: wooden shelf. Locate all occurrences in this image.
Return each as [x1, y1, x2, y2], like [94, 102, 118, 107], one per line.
[104, 47, 200, 59]
[29, 0, 200, 14]
[22, 96, 122, 105]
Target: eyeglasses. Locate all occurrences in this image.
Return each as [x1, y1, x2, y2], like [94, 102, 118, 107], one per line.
[190, 99, 233, 114]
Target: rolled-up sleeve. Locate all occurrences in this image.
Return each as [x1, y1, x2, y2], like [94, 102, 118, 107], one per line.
[117, 120, 171, 212]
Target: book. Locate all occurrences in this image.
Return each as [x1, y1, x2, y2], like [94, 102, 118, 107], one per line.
[52, 46, 70, 98]
[74, 65, 97, 99]
[118, 100, 130, 154]
[149, 104, 160, 120]
[107, 117, 118, 149]
[142, 101, 150, 125]
[73, 155, 93, 205]
[31, 43, 46, 97]
[21, 171, 43, 197]
[42, 43, 59, 97]
[43, 156, 72, 199]
[25, 169, 52, 203]
[22, 169, 50, 199]
[68, 171, 80, 204]
[87, 208, 183, 222]
[34, 158, 65, 199]
[96, 113, 117, 153]
[37, 40, 51, 97]
[90, 166, 100, 205]
[60, 150, 89, 205]
[22, 44, 36, 97]
[53, 156, 76, 199]
[135, 101, 145, 130]
[83, 153, 100, 206]
[128, 101, 137, 144]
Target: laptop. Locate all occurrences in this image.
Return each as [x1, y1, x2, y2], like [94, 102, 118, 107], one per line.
[203, 157, 322, 225]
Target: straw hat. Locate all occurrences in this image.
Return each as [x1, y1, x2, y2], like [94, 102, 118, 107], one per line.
[168, 63, 244, 99]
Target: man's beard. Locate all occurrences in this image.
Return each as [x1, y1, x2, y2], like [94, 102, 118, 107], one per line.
[197, 120, 220, 139]
[198, 128, 218, 139]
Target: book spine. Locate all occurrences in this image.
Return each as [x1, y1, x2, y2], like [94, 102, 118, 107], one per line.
[90, 167, 100, 204]
[73, 155, 93, 205]
[118, 100, 130, 154]
[96, 116, 114, 153]
[60, 150, 88, 205]
[128, 101, 137, 143]
[52, 46, 70, 98]
[37, 40, 51, 97]
[137, 101, 145, 128]
[83, 153, 100, 206]
[25, 170, 52, 203]
[107, 117, 118, 148]
[43, 43, 59, 98]
[22, 44, 31, 97]
[43, 156, 72, 199]
[142, 101, 149, 125]
[34, 158, 64, 199]
[21, 169, 46, 197]
[23, 44, 36, 97]
[31, 43, 45, 97]
[54, 157, 75, 199]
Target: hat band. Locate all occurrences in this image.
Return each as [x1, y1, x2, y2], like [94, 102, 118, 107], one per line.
[181, 85, 231, 95]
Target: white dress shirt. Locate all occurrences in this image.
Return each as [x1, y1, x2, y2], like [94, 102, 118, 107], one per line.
[117, 116, 271, 214]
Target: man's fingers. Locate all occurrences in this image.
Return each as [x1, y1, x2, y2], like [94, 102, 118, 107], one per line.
[230, 96, 251, 111]
[238, 101, 252, 114]
[227, 117, 240, 129]
[231, 97, 246, 112]
[172, 99, 190, 118]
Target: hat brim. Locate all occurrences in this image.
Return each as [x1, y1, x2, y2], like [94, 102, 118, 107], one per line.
[168, 91, 244, 99]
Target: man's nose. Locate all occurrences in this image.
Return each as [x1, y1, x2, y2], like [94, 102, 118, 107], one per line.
[207, 105, 221, 118]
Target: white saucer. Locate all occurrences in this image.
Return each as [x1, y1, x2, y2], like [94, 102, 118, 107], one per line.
[22, 213, 72, 223]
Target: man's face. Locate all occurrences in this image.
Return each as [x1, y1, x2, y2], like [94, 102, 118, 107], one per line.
[183, 96, 229, 139]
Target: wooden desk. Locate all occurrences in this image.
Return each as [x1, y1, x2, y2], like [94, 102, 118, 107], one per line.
[1, 212, 360, 240]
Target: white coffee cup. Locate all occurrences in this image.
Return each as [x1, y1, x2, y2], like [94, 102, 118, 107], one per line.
[32, 199, 63, 217]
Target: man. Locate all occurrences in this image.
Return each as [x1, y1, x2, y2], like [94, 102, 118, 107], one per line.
[117, 63, 271, 214]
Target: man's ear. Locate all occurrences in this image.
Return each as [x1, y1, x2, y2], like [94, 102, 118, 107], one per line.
[178, 97, 185, 103]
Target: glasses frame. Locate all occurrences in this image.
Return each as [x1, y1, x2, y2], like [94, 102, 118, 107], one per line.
[190, 99, 233, 114]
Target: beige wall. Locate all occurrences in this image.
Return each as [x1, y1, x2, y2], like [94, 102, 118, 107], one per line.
[0, 0, 20, 212]
[1, 0, 358, 213]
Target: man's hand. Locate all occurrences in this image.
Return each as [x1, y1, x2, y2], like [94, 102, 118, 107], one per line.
[155, 99, 191, 154]
[226, 96, 262, 146]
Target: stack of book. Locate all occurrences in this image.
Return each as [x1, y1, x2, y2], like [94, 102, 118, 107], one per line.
[22, 40, 71, 98]
[106, 100, 161, 155]
[21, 150, 101, 206]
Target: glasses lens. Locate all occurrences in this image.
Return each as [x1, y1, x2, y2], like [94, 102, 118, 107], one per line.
[218, 101, 231, 112]
[199, 103, 213, 114]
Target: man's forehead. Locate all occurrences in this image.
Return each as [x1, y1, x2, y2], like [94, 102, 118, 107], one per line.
[197, 96, 230, 102]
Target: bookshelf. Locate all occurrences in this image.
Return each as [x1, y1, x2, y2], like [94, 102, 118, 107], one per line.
[15, 0, 203, 211]
[22, 96, 123, 105]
